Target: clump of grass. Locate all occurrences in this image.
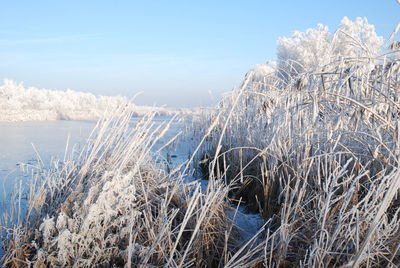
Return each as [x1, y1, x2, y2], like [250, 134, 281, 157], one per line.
[190, 50, 400, 266]
[0, 106, 266, 267]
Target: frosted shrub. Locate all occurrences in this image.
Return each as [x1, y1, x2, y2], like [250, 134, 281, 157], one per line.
[241, 61, 277, 91]
[277, 17, 384, 79]
[277, 24, 332, 76]
[335, 17, 383, 59]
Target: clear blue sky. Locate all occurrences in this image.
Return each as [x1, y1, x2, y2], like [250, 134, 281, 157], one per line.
[0, 1, 399, 107]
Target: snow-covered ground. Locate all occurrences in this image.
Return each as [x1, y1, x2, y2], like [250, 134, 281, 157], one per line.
[0, 80, 193, 122]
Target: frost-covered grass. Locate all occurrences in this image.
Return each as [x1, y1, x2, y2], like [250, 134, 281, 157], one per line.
[187, 18, 400, 266]
[200, 62, 400, 265]
[0, 106, 267, 267]
[3, 16, 400, 267]
[0, 80, 190, 122]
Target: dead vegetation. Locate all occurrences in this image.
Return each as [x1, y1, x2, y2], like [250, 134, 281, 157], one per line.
[1, 107, 267, 267]
[190, 54, 400, 267]
[3, 16, 400, 268]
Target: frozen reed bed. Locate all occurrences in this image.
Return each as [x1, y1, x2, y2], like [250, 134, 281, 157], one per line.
[189, 52, 400, 267]
[4, 16, 400, 268]
[1, 106, 268, 267]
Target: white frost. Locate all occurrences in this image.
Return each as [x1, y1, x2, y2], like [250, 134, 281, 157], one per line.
[0, 79, 191, 122]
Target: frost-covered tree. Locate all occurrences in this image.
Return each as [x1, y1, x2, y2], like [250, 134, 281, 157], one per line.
[241, 61, 277, 91]
[277, 17, 383, 78]
[0, 79, 185, 121]
[334, 17, 383, 59]
[277, 24, 332, 77]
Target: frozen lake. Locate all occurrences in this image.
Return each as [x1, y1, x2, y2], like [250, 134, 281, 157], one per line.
[0, 120, 94, 168]
[0, 117, 187, 201]
[0, 120, 95, 197]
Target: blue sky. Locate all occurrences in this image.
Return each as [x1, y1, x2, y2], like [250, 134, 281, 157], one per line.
[1, 1, 399, 107]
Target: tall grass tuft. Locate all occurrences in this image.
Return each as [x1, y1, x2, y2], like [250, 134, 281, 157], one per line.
[0, 106, 265, 267]
[190, 51, 400, 266]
